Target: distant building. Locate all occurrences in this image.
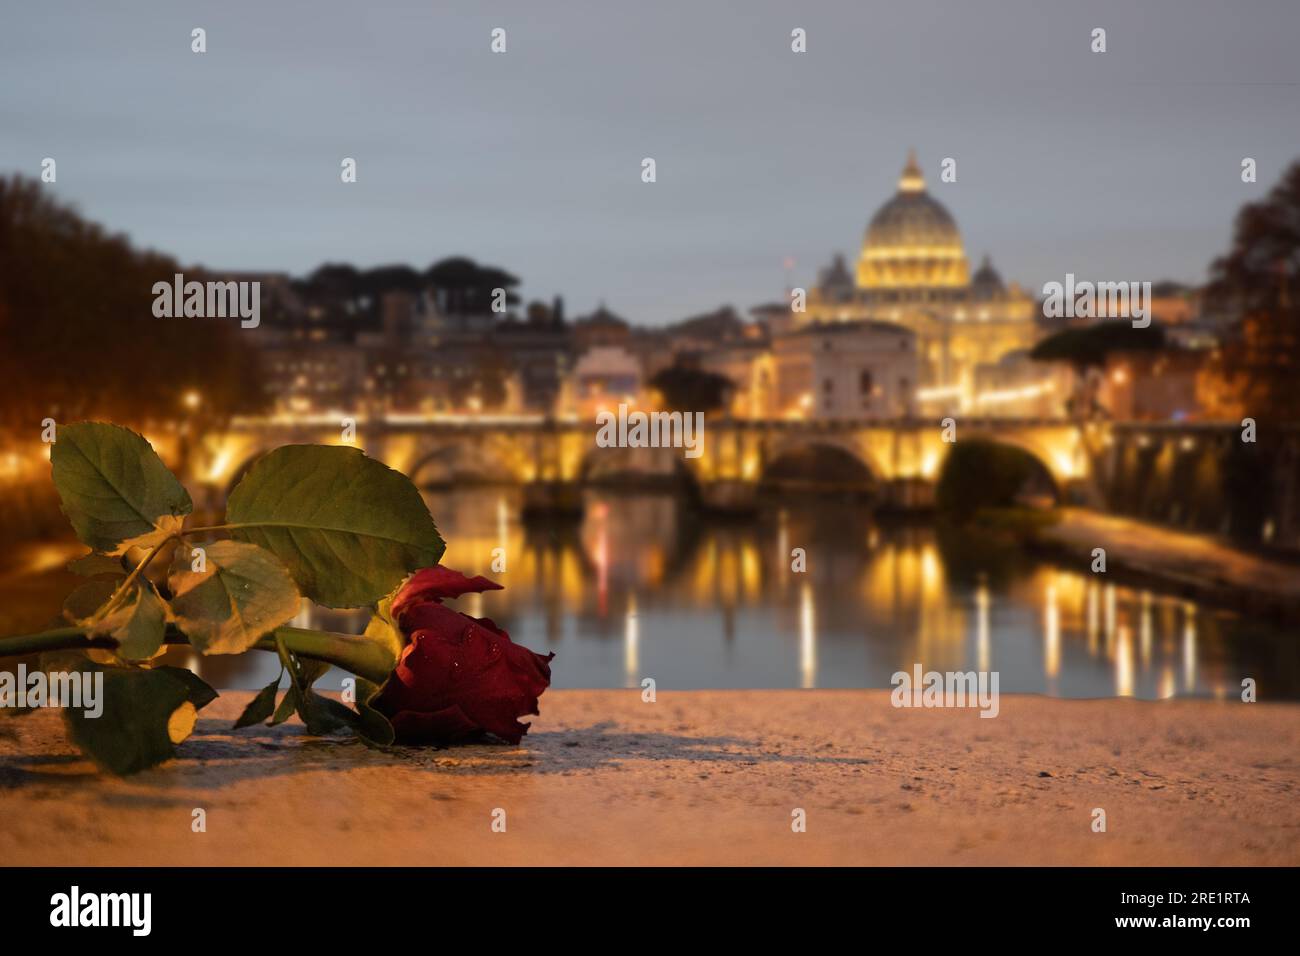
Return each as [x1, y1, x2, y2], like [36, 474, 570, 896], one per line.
[799, 152, 1039, 412]
[245, 258, 580, 415]
[260, 343, 367, 414]
[664, 306, 747, 360]
[1149, 281, 1200, 326]
[771, 320, 918, 420]
[1100, 350, 1209, 421]
[973, 351, 1073, 418]
[572, 305, 631, 352]
[571, 345, 643, 417]
[698, 335, 775, 418]
[625, 326, 676, 382]
[750, 301, 797, 338]
[494, 310, 572, 413]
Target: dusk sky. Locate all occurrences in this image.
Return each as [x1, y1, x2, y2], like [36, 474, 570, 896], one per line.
[3, 0, 1299, 325]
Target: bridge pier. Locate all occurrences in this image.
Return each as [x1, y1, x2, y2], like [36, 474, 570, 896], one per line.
[879, 477, 936, 512]
[696, 479, 759, 513]
[521, 480, 584, 519]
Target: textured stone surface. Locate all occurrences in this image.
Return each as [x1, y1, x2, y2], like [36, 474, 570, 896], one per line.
[1, 690, 1296, 865]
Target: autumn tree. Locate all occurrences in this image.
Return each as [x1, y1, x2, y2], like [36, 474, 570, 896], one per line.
[0, 176, 265, 436]
[1204, 160, 1300, 423]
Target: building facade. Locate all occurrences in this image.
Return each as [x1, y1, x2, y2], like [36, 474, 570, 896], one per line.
[771, 320, 918, 420]
[800, 152, 1040, 414]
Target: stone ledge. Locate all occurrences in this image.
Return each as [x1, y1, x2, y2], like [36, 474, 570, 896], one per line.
[1, 690, 1296, 866]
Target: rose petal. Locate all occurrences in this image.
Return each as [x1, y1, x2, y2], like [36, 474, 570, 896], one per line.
[374, 565, 554, 747]
[392, 565, 504, 622]
[389, 705, 482, 744]
[398, 600, 487, 640]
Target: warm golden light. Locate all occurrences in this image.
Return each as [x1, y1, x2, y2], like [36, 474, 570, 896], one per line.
[1115, 626, 1135, 697]
[1159, 667, 1177, 700]
[1139, 591, 1153, 666]
[1103, 583, 1117, 656]
[624, 593, 639, 688]
[1044, 582, 1060, 681]
[1086, 580, 1100, 654]
[1182, 603, 1197, 692]
[976, 583, 990, 672]
[206, 447, 234, 483]
[799, 582, 816, 689]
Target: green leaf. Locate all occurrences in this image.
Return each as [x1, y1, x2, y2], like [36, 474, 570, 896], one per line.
[57, 658, 207, 776]
[352, 677, 395, 746]
[66, 551, 127, 578]
[234, 674, 281, 729]
[266, 637, 307, 727]
[362, 590, 405, 673]
[63, 579, 118, 622]
[50, 422, 192, 554]
[225, 445, 443, 607]
[98, 582, 168, 660]
[269, 686, 298, 726]
[284, 652, 346, 735]
[69, 580, 168, 661]
[167, 540, 301, 655]
[297, 657, 331, 687]
[298, 692, 353, 736]
[157, 665, 219, 711]
[268, 637, 351, 736]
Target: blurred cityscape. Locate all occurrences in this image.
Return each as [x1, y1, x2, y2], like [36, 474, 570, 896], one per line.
[214, 153, 1248, 425]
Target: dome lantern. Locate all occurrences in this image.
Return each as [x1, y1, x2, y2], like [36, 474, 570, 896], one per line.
[856, 151, 969, 293]
[898, 148, 925, 193]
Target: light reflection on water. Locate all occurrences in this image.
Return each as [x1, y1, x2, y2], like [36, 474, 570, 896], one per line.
[191, 488, 1300, 699]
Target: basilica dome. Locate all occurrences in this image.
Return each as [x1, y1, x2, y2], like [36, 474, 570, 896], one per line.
[857, 151, 969, 292]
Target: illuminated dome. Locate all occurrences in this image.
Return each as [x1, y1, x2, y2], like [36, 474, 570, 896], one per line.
[857, 151, 969, 291]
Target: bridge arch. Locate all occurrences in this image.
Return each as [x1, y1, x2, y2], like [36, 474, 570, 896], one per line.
[577, 443, 697, 489]
[408, 437, 525, 487]
[935, 435, 1062, 508]
[757, 434, 881, 494]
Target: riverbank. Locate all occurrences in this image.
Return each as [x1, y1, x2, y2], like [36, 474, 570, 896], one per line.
[1, 690, 1295, 865]
[1033, 508, 1300, 621]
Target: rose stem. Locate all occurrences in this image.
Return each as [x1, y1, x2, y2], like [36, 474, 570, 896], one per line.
[0, 625, 392, 685]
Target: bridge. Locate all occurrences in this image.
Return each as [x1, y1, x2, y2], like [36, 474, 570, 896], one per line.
[189, 414, 1109, 512]
[183, 415, 1300, 546]
[157, 411, 1294, 546]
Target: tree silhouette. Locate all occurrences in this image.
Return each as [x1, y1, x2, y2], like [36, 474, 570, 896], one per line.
[648, 364, 734, 415]
[1030, 321, 1166, 368]
[0, 176, 264, 436]
[425, 257, 520, 315]
[1030, 322, 1167, 418]
[1205, 160, 1300, 422]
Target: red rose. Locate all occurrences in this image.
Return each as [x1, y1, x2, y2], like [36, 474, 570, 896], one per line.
[372, 565, 554, 745]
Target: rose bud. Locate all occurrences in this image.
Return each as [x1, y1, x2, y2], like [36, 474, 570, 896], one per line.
[371, 565, 554, 745]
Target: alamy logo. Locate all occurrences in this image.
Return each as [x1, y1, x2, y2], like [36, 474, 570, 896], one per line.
[152, 273, 261, 328]
[595, 403, 704, 459]
[890, 664, 1000, 718]
[1041, 273, 1151, 328]
[50, 886, 151, 936]
[0, 664, 103, 718]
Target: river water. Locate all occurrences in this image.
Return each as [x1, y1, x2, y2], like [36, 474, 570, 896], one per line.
[184, 488, 1298, 700]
